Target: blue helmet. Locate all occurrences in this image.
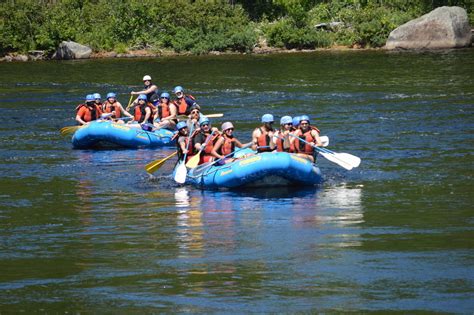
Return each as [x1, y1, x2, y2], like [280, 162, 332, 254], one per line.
[199, 116, 210, 126]
[106, 92, 116, 99]
[292, 116, 301, 127]
[160, 92, 170, 99]
[173, 86, 184, 94]
[280, 115, 293, 125]
[93, 93, 101, 99]
[86, 94, 94, 102]
[261, 114, 274, 123]
[176, 121, 188, 130]
[138, 94, 147, 101]
[300, 115, 310, 124]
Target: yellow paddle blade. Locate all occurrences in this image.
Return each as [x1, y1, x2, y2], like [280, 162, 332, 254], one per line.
[59, 126, 80, 136]
[145, 152, 177, 174]
[185, 153, 201, 168]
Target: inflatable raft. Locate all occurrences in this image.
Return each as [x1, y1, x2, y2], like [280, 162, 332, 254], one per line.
[72, 121, 175, 149]
[179, 151, 323, 189]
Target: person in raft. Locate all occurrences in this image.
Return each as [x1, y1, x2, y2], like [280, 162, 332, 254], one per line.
[93, 93, 102, 108]
[131, 75, 160, 106]
[172, 86, 199, 116]
[273, 115, 294, 153]
[176, 121, 192, 163]
[212, 122, 250, 163]
[292, 115, 323, 162]
[131, 94, 154, 130]
[75, 94, 103, 125]
[153, 92, 177, 130]
[252, 114, 276, 153]
[193, 116, 221, 164]
[102, 92, 134, 123]
[185, 104, 202, 131]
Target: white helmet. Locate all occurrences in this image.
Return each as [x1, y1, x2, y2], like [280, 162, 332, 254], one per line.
[142, 75, 152, 81]
[221, 122, 234, 131]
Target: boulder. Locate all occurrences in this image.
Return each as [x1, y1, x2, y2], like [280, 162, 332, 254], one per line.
[386, 6, 472, 50]
[53, 41, 92, 60]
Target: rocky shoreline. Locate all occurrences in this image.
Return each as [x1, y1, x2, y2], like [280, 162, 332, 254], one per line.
[2, 6, 471, 63]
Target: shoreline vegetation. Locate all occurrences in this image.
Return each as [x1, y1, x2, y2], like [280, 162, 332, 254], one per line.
[1, 0, 473, 62]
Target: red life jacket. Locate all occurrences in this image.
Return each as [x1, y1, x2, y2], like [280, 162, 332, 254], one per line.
[176, 136, 195, 162]
[275, 131, 291, 152]
[199, 132, 219, 164]
[294, 129, 317, 155]
[158, 101, 172, 119]
[102, 100, 121, 118]
[76, 103, 101, 122]
[220, 135, 236, 156]
[134, 103, 154, 123]
[173, 94, 196, 115]
[256, 127, 273, 152]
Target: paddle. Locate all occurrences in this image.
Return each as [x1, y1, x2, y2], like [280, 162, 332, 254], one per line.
[185, 131, 217, 168]
[145, 151, 178, 174]
[288, 134, 360, 170]
[174, 125, 195, 184]
[125, 94, 134, 111]
[60, 125, 81, 136]
[177, 113, 224, 120]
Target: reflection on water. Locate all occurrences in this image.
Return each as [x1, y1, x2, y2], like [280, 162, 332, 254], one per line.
[316, 184, 364, 226]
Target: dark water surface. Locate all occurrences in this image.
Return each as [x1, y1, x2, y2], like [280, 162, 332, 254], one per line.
[0, 50, 473, 313]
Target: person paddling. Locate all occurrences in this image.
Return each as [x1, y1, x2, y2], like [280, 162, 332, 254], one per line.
[102, 92, 133, 123]
[292, 115, 322, 162]
[193, 116, 220, 164]
[132, 94, 154, 128]
[75, 94, 103, 125]
[273, 115, 294, 152]
[172, 86, 199, 116]
[212, 122, 250, 164]
[252, 114, 275, 153]
[176, 121, 192, 163]
[131, 75, 159, 106]
[153, 92, 177, 130]
[93, 93, 102, 108]
[185, 104, 202, 130]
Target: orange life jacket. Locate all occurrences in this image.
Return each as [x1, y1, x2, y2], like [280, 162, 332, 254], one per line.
[173, 94, 196, 115]
[134, 102, 154, 123]
[157, 101, 173, 119]
[102, 100, 121, 118]
[196, 132, 219, 164]
[76, 103, 101, 122]
[275, 131, 291, 152]
[176, 136, 194, 162]
[256, 127, 273, 152]
[294, 129, 317, 155]
[220, 135, 236, 156]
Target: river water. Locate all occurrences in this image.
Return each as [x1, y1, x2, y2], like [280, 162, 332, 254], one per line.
[0, 50, 473, 313]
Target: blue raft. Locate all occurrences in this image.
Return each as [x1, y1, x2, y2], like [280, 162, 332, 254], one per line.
[72, 121, 175, 149]
[180, 151, 323, 189]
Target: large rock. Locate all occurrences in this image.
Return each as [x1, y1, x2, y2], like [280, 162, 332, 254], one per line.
[386, 6, 471, 50]
[53, 41, 92, 59]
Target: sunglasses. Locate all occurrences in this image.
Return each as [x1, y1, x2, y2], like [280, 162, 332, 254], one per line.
[285, 123, 293, 126]
[143, 80, 151, 82]
[225, 128, 234, 131]
[191, 110, 200, 114]
[160, 97, 168, 99]
[201, 124, 209, 127]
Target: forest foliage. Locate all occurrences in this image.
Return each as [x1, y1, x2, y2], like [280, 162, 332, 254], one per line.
[0, 0, 472, 56]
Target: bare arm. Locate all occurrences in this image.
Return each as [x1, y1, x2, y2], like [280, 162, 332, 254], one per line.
[211, 137, 225, 159]
[131, 84, 158, 95]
